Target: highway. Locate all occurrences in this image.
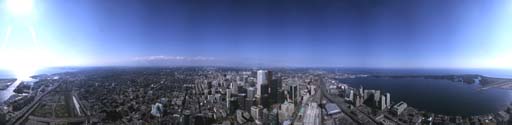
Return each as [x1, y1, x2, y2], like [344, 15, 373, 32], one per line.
[27, 115, 87, 123]
[9, 81, 63, 125]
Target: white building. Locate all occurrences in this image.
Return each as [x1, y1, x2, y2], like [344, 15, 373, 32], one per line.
[226, 89, 231, 109]
[150, 102, 164, 117]
[251, 106, 263, 123]
[386, 93, 390, 108]
[392, 101, 407, 115]
[381, 95, 386, 110]
[374, 90, 381, 102]
[256, 70, 269, 97]
[231, 82, 238, 94]
[345, 89, 354, 101]
[279, 101, 295, 122]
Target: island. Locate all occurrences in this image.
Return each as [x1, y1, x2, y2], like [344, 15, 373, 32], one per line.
[370, 74, 512, 90]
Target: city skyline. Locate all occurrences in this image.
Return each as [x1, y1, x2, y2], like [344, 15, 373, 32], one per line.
[1, 0, 511, 69]
[3, 1, 512, 124]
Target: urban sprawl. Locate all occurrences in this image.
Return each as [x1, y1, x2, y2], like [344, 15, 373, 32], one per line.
[1, 67, 512, 125]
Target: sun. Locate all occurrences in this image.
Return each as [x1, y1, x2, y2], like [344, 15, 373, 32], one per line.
[6, 0, 34, 17]
[0, 0, 42, 80]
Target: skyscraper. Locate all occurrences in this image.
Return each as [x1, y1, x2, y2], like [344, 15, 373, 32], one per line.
[269, 79, 281, 104]
[381, 95, 386, 110]
[359, 86, 364, 96]
[231, 82, 238, 94]
[374, 90, 381, 102]
[247, 87, 256, 99]
[349, 90, 354, 101]
[227, 89, 231, 109]
[182, 110, 191, 125]
[288, 84, 299, 105]
[386, 93, 391, 108]
[256, 70, 272, 97]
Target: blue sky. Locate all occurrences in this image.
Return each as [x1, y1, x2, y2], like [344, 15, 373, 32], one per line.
[1, 0, 511, 68]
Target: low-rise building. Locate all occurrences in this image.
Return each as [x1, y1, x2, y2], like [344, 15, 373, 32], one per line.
[392, 101, 407, 115]
[324, 103, 341, 115]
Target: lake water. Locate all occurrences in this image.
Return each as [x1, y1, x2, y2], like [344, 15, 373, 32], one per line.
[2, 67, 511, 116]
[339, 77, 512, 116]
[330, 68, 512, 78]
[0, 68, 75, 103]
[0, 68, 74, 79]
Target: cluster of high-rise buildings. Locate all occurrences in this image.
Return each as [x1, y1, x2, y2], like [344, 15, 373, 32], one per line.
[4, 67, 512, 125]
[326, 75, 512, 125]
[186, 68, 320, 125]
[340, 85, 392, 111]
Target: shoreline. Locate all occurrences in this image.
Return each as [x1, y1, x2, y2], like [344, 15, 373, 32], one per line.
[0, 79, 17, 90]
[329, 77, 512, 124]
[370, 74, 512, 90]
[336, 75, 512, 117]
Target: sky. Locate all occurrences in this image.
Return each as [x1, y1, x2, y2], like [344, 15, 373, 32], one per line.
[1, 0, 511, 68]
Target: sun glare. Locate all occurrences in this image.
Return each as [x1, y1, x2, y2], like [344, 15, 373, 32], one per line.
[489, 54, 512, 69]
[6, 0, 33, 16]
[0, 0, 40, 80]
[0, 48, 43, 80]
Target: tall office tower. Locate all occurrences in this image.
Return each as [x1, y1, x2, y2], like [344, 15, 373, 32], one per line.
[374, 90, 381, 102]
[182, 110, 191, 125]
[347, 90, 354, 101]
[359, 86, 364, 96]
[288, 85, 299, 105]
[386, 93, 391, 108]
[269, 79, 281, 104]
[245, 98, 255, 111]
[258, 84, 270, 108]
[227, 89, 231, 109]
[231, 82, 238, 94]
[247, 87, 256, 99]
[256, 70, 272, 97]
[355, 95, 364, 107]
[381, 95, 386, 110]
[229, 98, 239, 115]
[363, 90, 370, 100]
[237, 94, 247, 111]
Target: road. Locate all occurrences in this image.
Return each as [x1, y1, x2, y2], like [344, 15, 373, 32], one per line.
[27, 115, 87, 123]
[0, 80, 23, 103]
[320, 78, 378, 125]
[8, 81, 62, 125]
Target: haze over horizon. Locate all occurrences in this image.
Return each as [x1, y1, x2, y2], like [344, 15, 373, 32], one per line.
[1, 0, 512, 69]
